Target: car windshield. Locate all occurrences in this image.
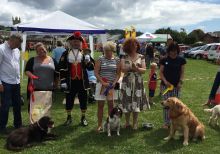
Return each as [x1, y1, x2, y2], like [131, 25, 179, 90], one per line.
[191, 46, 200, 51]
[200, 45, 208, 50]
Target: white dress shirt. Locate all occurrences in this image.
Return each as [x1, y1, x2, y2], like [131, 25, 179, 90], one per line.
[0, 42, 20, 84]
[67, 49, 83, 63]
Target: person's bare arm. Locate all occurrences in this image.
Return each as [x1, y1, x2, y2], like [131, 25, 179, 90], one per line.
[112, 61, 121, 86]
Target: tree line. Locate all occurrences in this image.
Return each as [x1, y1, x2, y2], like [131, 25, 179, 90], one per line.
[106, 27, 208, 45]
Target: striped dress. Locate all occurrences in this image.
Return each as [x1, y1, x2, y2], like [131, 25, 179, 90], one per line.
[94, 55, 120, 101]
[98, 55, 120, 82]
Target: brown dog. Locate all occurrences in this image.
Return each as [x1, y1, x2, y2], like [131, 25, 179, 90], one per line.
[161, 97, 205, 146]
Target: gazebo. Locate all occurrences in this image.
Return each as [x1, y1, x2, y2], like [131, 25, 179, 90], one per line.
[12, 10, 107, 76]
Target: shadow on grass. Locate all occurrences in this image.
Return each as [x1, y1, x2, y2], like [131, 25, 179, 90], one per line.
[208, 124, 220, 133]
[143, 128, 184, 153]
[70, 128, 139, 150]
[52, 123, 82, 139]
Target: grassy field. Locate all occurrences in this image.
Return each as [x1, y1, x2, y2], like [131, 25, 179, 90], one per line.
[0, 51, 220, 154]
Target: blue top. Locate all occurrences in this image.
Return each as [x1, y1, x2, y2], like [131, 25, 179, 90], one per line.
[52, 47, 66, 63]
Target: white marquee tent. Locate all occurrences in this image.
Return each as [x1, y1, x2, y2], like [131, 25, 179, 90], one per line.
[12, 10, 107, 77]
[136, 32, 157, 42]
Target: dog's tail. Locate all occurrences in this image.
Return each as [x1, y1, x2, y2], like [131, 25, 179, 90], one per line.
[5, 142, 23, 152]
[204, 108, 213, 113]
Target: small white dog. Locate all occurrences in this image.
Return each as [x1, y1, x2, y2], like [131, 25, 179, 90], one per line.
[103, 107, 123, 137]
[204, 104, 220, 126]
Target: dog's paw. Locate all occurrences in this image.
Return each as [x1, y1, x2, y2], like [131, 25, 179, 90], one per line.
[108, 134, 111, 137]
[183, 141, 188, 146]
[117, 133, 120, 136]
[164, 136, 171, 141]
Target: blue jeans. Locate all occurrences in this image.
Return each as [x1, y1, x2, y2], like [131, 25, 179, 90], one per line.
[0, 82, 22, 129]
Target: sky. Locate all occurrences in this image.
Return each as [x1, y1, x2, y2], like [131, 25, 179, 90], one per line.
[1, 0, 220, 33]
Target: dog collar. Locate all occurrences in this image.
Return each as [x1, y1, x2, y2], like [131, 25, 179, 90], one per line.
[37, 121, 47, 132]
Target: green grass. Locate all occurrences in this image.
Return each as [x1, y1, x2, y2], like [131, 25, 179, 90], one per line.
[0, 52, 220, 153]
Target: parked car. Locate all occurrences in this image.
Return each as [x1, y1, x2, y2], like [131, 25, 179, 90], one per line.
[202, 51, 209, 60]
[207, 43, 220, 61]
[179, 45, 191, 52]
[189, 44, 212, 59]
[183, 46, 200, 58]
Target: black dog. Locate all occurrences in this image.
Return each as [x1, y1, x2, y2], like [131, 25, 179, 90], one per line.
[6, 116, 56, 151]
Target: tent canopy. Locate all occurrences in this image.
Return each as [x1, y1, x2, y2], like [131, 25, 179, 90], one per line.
[150, 34, 172, 43]
[136, 32, 157, 42]
[12, 10, 106, 78]
[13, 11, 105, 34]
[137, 32, 157, 39]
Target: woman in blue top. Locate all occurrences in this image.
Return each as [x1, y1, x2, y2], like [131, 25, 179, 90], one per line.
[160, 42, 186, 129]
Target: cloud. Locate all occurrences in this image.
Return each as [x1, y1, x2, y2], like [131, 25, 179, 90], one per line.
[0, 0, 49, 25]
[0, 0, 220, 32]
[9, 0, 56, 9]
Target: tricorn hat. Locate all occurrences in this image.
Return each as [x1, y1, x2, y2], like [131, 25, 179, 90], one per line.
[67, 31, 84, 42]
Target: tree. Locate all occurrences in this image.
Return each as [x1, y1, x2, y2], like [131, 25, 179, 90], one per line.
[184, 29, 205, 45]
[154, 27, 185, 43]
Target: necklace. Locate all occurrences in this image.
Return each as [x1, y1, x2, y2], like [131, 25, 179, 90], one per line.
[72, 49, 79, 64]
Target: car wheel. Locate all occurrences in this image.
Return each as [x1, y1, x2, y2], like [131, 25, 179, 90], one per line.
[195, 55, 201, 59]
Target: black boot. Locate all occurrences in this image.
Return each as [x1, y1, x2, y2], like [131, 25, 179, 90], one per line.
[81, 116, 88, 126]
[63, 115, 72, 126]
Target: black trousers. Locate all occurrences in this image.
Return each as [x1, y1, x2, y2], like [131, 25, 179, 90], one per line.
[65, 79, 87, 111]
[0, 82, 22, 129]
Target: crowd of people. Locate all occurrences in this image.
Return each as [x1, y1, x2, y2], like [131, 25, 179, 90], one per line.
[0, 32, 217, 135]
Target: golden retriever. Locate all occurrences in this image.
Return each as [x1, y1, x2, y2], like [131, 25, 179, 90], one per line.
[161, 97, 205, 146]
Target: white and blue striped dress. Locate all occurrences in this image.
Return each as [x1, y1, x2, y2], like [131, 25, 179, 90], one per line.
[95, 55, 120, 101]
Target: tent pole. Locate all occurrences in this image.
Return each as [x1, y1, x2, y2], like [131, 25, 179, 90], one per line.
[21, 32, 27, 79]
[89, 35, 94, 58]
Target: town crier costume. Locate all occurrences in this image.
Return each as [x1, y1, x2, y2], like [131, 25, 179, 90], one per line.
[57, 31, 89, 126]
